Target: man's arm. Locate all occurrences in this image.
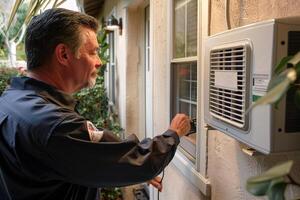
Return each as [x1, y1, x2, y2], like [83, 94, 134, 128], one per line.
[42, 114, 189, 188]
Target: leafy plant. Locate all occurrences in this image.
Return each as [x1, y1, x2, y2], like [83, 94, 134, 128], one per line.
[100, 187, 123, 200]
[246, 52, 300, 200]
[246, 161, 300, 200]
[0, 66, 19, 95]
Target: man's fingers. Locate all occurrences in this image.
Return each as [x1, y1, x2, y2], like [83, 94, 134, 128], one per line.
[153, 176, 162, 182]
[147, 178, 163, 192]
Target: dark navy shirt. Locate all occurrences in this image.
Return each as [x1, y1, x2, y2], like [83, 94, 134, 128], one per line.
[0, 77, 180, 200]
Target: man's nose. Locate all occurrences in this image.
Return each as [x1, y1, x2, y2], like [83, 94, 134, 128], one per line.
[95, 57, 102, 69]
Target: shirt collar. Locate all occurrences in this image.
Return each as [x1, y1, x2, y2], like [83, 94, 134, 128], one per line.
[10, 76, 77, 110]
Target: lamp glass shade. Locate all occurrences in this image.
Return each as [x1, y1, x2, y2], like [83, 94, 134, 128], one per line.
[106, 15, 119, 30]
[106, 25, 119, 31]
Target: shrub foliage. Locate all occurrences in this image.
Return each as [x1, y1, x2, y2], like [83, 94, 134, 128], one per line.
[0, 67, 19, 96]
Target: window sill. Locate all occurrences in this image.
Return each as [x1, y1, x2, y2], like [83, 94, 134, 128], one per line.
[172, 150, 211, 196]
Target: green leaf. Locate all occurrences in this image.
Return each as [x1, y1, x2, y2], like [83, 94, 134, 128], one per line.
[246, 77, 291, 114]
[275, 56, 293, 74]
[98, 30, 107, 44]
[288, 51, 300, 66]
[268, 68, 296, 91]
[101, 45, 109, 54]
[246, 68, 297, 114]
[267, 177, 287, 200]
[246, 180, 271, 196]
[101, 42, 109, 49]
[247, 161, 293, 183]
[246, 52, 300, 116]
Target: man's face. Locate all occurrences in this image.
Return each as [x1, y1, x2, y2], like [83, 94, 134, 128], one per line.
[70, 27, 101, 91]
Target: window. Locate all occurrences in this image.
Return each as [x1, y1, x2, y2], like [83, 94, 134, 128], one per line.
[174, 0, 197, 58]
[108, 31, 116, 104]
[171, 0, 197, 161]
[169, 0, 210, 193]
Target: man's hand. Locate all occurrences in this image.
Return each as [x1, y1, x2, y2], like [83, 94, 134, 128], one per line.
[169, 114, 191, 137]
[147, 176, 162, 192]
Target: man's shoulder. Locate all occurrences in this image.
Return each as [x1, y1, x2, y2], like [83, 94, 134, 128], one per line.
[1, 88, 76, 128]
[1, 88, 62, 118]
[1, 87, 83, 146]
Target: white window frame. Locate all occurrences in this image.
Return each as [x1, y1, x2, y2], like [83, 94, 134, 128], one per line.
[171, 60, 197, 161]
[167, 0, 210, 195]
[144, 4, 153, 139]
[108, 31, 116, 105]
[105, 9, 117, 106]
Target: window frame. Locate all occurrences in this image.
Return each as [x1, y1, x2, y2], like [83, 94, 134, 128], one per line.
[171, 0, 198, 163]
[167, 0, 210, 195]
[171, 60, 198, 161]
[105, 10, 117, 106]
[108, 31, 116, 105]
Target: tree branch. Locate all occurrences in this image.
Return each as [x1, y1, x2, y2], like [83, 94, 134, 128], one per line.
[15, 24, 26, 46]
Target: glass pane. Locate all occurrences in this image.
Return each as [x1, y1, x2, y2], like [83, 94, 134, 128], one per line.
[191, 104, 197, 119]
[191, 62, 197, 80]
[187, 0, 197, 57]
[171, 61, 197, 159]
[108, 33, 115, 104]
[173, 0, 197, 58]
[172, 62, 197, 116]
[178, 65, 190, 99]
[191, 82, 197, 101]
[174, 0, 186, 58]
[179, 101, 189, 115]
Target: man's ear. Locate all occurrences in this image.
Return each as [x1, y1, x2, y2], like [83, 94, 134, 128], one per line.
[55, 43, 71, 65]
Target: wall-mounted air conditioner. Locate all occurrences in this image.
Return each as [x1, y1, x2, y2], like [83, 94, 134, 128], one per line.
[204, 17, 300, 154]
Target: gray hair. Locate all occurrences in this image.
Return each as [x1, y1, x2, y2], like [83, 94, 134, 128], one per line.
[25, 8, 99, 70]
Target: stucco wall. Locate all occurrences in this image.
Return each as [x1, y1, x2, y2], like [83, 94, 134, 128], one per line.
[101, 0, 150, 139]
[208, 0, 300, 199]
[125, 6, 143, 137]
[151, 0, 170, 136]
[210, 0, 300, 35]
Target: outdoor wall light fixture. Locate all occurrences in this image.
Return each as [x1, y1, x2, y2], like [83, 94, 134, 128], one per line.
[104, 15, 123, 35]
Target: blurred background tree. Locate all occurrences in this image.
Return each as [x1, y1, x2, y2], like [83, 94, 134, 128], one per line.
[0, 0, 66, 67]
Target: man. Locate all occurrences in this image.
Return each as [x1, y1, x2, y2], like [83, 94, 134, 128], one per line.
[0, 8, 191, 200]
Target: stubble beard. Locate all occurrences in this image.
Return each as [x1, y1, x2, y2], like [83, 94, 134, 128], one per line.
[87, 75, 97, 89]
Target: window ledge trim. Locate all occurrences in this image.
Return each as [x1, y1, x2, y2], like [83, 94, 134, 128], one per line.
[171, 56, 198, 63]
[172, 150, 211, 196]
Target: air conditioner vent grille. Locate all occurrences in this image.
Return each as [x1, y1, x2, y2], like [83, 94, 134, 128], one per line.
[209, 43, 250, 129]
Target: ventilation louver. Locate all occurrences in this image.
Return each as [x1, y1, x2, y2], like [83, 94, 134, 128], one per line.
[209, 42, 250, 130]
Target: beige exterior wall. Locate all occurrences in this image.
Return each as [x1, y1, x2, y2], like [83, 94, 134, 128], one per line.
[210, 0, 300, 35]
[151, 0, 170, 135]
[100, 0, 146, 137]
[99, 0, 300, 199]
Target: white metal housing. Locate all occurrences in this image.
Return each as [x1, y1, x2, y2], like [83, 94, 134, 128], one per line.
[204, 16, 300, 154]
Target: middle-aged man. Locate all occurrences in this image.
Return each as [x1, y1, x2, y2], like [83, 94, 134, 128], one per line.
[0, 8, 191, 200]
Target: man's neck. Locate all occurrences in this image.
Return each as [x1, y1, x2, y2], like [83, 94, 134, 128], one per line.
[27, 66, 73, 94]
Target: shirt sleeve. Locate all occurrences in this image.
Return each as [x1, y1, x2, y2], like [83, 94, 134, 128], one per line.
[42, 114, 180, 188]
